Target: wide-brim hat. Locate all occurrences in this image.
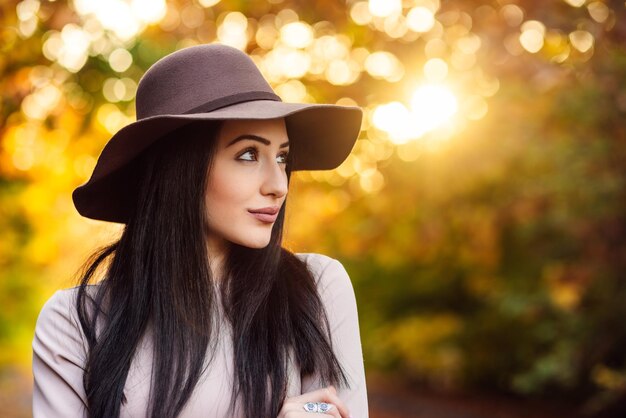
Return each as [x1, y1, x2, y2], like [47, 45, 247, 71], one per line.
[72, 43, 362, 223]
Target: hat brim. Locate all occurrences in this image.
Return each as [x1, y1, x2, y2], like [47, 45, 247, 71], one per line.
[72, 100, 362, 223]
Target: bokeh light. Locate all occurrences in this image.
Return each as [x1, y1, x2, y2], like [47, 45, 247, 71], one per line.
[365, 51, 403, 81]
[519, 20, 546, 53]
[280, 21, 314, 48]
[587, 1, 609, 22]
[180, 5, 205, 29]
[326, 59, 360, 85]
[563, 0, 586, 7]
[72, 0, 167, 41]
[569, 30, 594, 53]
[350, 2, 372, 25]
[21, 84, 63, 120]
[199, 0, 221, 7]
[102, 78, 137, 102]
[108, 48, 133, 73]
[368, 0, 402, 18]
[500, 4, 524, 27]
[217, 11, 248, 50]
[423, 58, 448, 82]
[407, 7, 436, 32]
[96, 103, 132, 134]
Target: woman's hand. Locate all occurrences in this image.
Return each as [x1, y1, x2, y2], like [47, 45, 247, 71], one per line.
[277, 385, 352, 418]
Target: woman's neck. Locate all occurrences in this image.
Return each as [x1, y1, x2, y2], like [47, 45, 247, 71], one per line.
[206, 235, 228, 282]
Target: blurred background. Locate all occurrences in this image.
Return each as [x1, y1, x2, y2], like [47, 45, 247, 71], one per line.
[1, 0, 626, 417]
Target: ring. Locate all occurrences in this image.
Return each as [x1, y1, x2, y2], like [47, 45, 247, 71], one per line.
[303, 401, 334, 413]
[318, 402, 334, 413]
[303, 402, 318, 412]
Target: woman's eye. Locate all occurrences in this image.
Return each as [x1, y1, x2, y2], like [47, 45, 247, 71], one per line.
[237, 148, 288, 164]
[237, 149, 257, 161]
[277, 153, 289, 164]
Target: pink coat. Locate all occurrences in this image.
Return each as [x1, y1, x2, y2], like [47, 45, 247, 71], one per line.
[32, 253, 369, 417]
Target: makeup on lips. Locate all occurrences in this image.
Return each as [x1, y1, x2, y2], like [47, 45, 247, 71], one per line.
[248, 206, 280, 223]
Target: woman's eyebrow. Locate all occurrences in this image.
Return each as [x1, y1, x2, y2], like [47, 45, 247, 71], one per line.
[226, 134, 289, 148]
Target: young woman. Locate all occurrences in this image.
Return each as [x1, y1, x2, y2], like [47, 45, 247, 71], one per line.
[32, 44, 368, 418]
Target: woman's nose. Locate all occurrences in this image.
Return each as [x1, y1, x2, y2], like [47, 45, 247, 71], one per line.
[260, 160, 288, 198]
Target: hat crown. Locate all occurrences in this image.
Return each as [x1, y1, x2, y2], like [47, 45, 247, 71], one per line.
[136, 44, 279, 120]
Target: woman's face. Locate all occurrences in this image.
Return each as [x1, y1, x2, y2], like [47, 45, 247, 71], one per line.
[204, 118, 289, 252]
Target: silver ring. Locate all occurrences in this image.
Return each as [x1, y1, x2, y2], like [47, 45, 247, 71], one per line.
[303, 402, 318, 412]
[318, 402, 334, 413]
[303, 401, 334, 413]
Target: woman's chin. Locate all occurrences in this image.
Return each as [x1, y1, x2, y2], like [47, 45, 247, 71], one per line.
[235, 236, 272, 249]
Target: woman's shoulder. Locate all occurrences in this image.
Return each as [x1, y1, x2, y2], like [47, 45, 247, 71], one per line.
[32, 285, 101, 367]
[294, 252, 353, 294]
[37, 284, 99, 314]
[37, 286, 76, 319]
[295, 252, 346, 276]
[34, 284, 100, 338]
[295, 252, 339, 268]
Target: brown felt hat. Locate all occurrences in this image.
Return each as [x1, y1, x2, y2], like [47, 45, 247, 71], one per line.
[72, 43, 362, 223]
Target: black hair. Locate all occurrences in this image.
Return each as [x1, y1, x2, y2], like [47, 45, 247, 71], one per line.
[74, 120, 349, 418]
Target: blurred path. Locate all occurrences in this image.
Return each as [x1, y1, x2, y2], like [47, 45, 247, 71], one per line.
[367, 373, 584, 418]
[0, 369, 591, 418]
[0, 368, 31, 418]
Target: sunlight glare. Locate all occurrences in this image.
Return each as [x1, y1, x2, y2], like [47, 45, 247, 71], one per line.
[410, 84, 458, 132]
[372, 102, 414, 144]
[372, 84, 459, 144]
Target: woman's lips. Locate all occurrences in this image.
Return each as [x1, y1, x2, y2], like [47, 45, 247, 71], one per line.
[248, 212, 278, 223]
[248, 207, 279, 223]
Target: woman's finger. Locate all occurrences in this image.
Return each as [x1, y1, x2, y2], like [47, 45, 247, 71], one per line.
[287, 385, 350, 418]
[281, 402, 341, 418]
[279, 396, 339, 418]
[300, 399, 341, 418]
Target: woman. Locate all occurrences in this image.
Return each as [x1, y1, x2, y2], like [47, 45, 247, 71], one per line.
[32, 44, 368, 418]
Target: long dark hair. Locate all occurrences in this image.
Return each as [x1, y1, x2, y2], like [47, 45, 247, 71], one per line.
[74, 120, 349, 418]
